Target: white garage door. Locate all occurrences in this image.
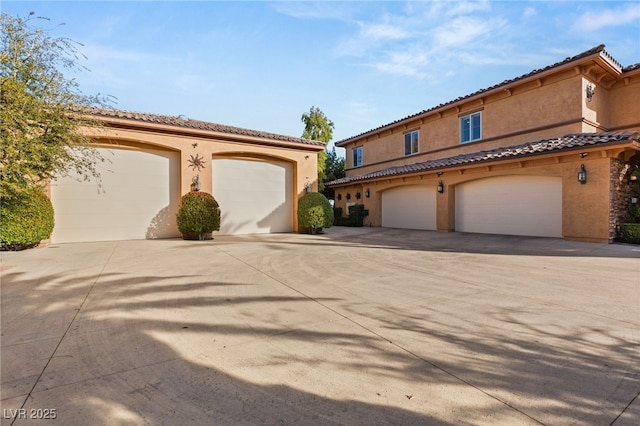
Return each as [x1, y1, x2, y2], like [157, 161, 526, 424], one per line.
[50, 147, 180, 243]
[381, 186, 437, 230]
[455, 175, 562, 237]
[212, 157, 293, 235]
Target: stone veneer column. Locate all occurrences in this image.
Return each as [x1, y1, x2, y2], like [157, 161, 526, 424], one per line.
[609, 158, 634, 242]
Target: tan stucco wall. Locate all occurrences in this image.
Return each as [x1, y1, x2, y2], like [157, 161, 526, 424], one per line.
[333, 153, 614, 242]
[83, 125, 321, 232]
[343, 76, 588, 177]
[607, 71, 640, 131]
[342, 61, 639, 178]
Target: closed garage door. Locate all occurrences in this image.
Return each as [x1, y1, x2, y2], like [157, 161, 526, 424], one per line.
[455, 175, 562, 237]
[50, 147, 180, 243]
[381, 186, 437, 230]
[212, 157, 293, 234]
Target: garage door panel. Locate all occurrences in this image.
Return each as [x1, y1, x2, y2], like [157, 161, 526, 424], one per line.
[51, 147, 180, 243]
[382, 186, 437, 230]
[455, 175, 562, 237]
[212, 158, 293, 235]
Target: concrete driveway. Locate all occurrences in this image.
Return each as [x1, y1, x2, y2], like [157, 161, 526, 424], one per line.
[1, 228, 639, 425]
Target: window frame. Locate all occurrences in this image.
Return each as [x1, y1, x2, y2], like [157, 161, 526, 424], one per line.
[352, 146, 363, 167]
[460, 111, 482, 143]
[404, 130, 419, 156]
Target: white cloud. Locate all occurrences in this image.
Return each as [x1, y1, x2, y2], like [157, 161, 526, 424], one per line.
[272, 1, 356, 21]
[331, 1, 515, 79]
[442, 0, 492, 18]
[573, 3, 640, 31]
[431, 16, 500, 48]
[360, 22, 409, 41]
[336, 19, 411, 57]
[522, 6, 537, 20]
[369, 48, 431, 79]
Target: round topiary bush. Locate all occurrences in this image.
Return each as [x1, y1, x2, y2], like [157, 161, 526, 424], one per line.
[297, 192, 333, 234]
[1, 187, 55, 251]
[176, 191, 221, 240]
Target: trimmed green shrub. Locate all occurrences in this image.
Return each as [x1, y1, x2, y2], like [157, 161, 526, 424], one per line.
[298, 192, 333, 234]
[629, 204, 640, 223]
[333, 204, 366, 227]
[176, 191, 221, 240]
[1, 187, 54, 251]
[619, 223, 640, 244]
[333, 207, 343, 226]
[348, 204, 365, 227]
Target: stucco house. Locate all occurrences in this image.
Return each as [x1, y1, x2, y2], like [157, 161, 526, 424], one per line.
[326, 45, 640, 243]
[49, 109, 324, 243]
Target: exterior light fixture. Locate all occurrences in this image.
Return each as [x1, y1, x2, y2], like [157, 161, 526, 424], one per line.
[365, 189, 370, 198]
[585, 83, 595, 102]
[437, 181, 444, 193]
[356, 191, 361, 200]
[191, 174, 201, 191]
[578, 164, 587, 184]
[346, 193, 351, 200]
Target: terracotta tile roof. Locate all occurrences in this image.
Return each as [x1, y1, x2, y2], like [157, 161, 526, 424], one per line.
[326, 131, 640, 186]
[337, 45, 625, 146]
[624, 62, 640, 72]
[85, 107, 326, 147]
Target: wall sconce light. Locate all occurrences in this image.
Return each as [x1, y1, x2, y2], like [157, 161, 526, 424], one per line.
[580, 152, 588, 158]
[356, 191, 361, 200]
[190, 174, 201, 191]
[346, 193, 351, 200]
[437, 181, 444, 193]
[337, 194, 342, 201]
[365, 189, 370, 198]
[585, 83, 595, 102]
[578, 164, 587, 184]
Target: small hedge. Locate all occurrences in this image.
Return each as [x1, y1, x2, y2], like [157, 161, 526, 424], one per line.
[176, 191, 220, 240]
[298, 192, 333, 234]
[1, 187, 55, 251]
[619, 223, 640, 244]
[334, 204, 365, 227]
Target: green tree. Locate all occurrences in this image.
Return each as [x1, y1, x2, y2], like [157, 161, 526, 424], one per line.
[324, 145, 345, 183]
[301, 106, 334, 191]
[1, 12, 107, 200]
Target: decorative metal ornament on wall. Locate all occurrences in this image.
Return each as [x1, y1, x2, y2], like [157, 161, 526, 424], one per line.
[188, 154, 206, 172]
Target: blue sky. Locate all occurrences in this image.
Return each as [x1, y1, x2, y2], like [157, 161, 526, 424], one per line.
[4, 1, 640, 149]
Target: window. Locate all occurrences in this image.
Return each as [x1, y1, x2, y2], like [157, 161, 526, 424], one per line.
[346, 202, 356, 215]
[460, 111, 481, 143]
[404, 130, 419, 155]
[353, 146, 363, 167]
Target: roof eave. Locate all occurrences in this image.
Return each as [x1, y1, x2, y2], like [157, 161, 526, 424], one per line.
[327, 134, 640, 187]
[86, 112, 325, 152]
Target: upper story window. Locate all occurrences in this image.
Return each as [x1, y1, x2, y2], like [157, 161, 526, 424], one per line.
[404, 130, 419, 155]
[352, 146, 363, 167]
[460, 111, 481, 143]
